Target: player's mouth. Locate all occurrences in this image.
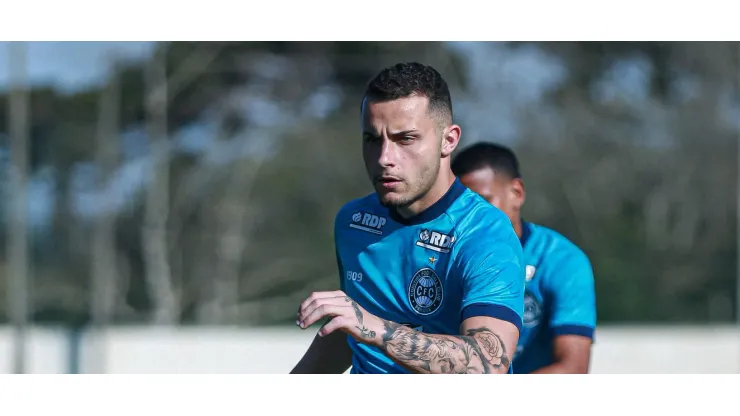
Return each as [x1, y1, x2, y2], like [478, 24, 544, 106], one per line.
[376, 175, 402, 190]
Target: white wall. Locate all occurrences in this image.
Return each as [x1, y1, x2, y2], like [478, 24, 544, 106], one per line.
[0, 327, 69, 374]
[0, 325, 737, 373]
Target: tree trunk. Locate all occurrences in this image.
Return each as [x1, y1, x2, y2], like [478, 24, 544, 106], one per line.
[142, 49, 178, 325]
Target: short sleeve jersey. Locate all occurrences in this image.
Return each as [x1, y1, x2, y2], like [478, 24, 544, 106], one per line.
[334, 179, 526, 374]
[511, 221, 597, 374]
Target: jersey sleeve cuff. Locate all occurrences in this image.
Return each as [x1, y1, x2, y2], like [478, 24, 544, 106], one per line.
[461, 303, 522, 332]
[552, 324, 595, 340]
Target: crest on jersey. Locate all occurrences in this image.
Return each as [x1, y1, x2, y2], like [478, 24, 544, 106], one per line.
[349, 211, 386, 235]
[525, 265, 537, 281]
[408, 267, 444, 315]
[523, 292, 542, 328]
[415, 229, 455, 253]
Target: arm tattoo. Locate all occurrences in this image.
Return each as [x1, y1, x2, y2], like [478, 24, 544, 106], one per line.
[345, 296, 376, 339]
[380, 321, 510, 374]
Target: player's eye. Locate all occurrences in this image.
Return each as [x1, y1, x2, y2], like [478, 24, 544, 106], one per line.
[399, 136, 415, 144]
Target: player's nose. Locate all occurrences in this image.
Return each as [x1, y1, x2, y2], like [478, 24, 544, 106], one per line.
[378, 139, 397, 168]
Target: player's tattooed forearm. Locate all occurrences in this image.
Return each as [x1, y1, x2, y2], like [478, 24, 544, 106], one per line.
[379, 321, 509, 374]
[464, 327, 510, 370]
[344, 296, 376, 339]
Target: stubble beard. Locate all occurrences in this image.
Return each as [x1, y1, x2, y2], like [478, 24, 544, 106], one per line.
[378, 158, 440, 212]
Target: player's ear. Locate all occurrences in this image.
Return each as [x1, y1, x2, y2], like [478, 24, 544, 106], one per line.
[511, 178, 526, 208]
[441, 124, 461, 157]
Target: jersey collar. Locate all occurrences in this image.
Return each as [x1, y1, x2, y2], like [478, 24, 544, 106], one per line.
[388, 178, 466, 226]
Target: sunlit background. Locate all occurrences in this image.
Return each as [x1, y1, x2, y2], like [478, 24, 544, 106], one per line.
[0, 41, 738, 373]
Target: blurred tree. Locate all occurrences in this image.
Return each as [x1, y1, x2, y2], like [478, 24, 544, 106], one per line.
[505, 41, 739, 323]
[0, 41, 735, 327]
[0, 41, 468, 326]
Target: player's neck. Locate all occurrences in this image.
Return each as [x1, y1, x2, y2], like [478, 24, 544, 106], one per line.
[512, 216, 523, 239]
[395, 170, 457, 220]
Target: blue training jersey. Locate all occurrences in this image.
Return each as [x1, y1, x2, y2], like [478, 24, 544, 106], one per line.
[511, 221, 597, 374]
[334, 178, 525, 374]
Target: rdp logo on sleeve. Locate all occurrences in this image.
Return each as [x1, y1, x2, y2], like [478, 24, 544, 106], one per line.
[349, 212, 387, 235]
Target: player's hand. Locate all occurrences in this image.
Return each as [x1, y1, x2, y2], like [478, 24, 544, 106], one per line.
[297, 290, 383, 346]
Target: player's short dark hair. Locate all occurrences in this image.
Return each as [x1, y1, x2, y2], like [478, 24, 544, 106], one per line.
[362, 62, 453, 124]
[451, 142, 522, 179]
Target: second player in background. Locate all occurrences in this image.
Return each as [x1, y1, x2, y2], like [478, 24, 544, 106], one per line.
[453, 143, 597, 374]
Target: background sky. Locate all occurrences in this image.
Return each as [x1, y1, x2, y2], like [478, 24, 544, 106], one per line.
[0, 42, 156, 92]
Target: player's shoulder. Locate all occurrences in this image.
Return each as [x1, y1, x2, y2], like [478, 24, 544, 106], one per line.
[529, 222, 589, 261]
[527, 222, 592, 281]
[335, 192, 386, 219]
[449, 188, 518, 243]
[333, 192, 390, 236]
[448, 189, 524, 282]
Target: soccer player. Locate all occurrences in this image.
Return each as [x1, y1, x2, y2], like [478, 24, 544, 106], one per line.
[451, 142, 597, 374]
[290, 63, 525, 374]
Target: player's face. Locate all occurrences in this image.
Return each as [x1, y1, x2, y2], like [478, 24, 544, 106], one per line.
[458, 166, 525, 219]
[361, 95, 444, 208]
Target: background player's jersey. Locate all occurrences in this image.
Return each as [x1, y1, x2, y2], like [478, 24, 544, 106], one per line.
[511, 221, 597, 374]
[334, 179, 525, 374]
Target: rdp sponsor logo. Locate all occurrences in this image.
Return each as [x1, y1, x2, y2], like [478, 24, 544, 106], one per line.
[415, 229, 455, 253]
[349, 212, 387, 235]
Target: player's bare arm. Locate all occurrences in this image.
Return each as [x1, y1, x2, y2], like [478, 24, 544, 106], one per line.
[379, 316, 517, 374]
[297, 290, 518, 374]
[529, 335, 592, 374]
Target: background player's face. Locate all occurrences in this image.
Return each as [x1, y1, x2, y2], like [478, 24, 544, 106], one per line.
[361, 95, 449, 208]
[458, 166, 525, 220]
